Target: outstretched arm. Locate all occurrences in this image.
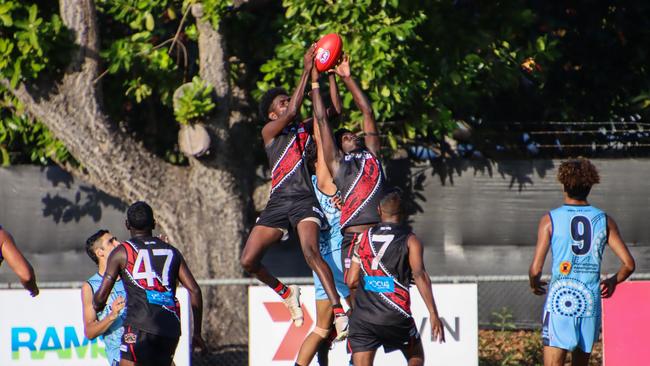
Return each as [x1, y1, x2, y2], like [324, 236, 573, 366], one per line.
[336, 56, 380, 155]
[261, 45, 316, 145]
[328, 73, 343, 117]
[177, 255, 206, 350]
[93, 245, 126, 312]
[311, 66, 341, 177]
[529, 214, 552, 295]
[408, 234, 445, 343]
[601, 216, 635, 298]
[0, 229, 38, 297]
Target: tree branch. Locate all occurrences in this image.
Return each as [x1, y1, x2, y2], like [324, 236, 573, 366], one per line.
[2, 0, 186, 233]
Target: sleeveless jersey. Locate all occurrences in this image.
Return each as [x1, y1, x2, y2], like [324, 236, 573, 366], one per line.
[265, 121, 314, 198]
[311, 176, 343, 255]
[354, 223, 412, 325]
[120, 237, 182, 338]
[334, 148, 384, 230]
[545, 204, 608, 318]
[87, 273, 126, 364]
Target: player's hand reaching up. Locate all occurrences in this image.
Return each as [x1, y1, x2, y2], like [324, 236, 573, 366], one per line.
[430, 314, 445, 343]
[330, 54, 350, 78]
[600, 276, 618, 298]
[304, 44, 317, 72]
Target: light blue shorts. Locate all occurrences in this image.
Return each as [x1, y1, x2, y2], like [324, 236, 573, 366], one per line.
[313, 249, 350, 300]
[542, 310, 601, 353]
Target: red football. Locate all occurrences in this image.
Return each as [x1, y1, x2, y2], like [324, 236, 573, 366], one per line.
[315, 33, 343, 72]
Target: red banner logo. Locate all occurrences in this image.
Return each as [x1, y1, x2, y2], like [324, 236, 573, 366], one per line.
[263, 302, 314, 361]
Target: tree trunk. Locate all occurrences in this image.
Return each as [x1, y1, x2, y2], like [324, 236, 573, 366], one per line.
[4, 0, 251, 347]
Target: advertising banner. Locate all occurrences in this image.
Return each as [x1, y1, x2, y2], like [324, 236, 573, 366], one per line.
[602, 281, 650, 366]
[0, 288, 190, 366]
[249, 284, 478, 366]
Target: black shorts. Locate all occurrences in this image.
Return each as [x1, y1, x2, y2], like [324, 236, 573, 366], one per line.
[347, 315, 420, 354]
[120, 326, 179, 365]
[341, 232, 362, 281]
[256, 194, 324, 237]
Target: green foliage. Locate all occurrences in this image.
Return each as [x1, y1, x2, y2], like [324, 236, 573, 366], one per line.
[490, 307, 516, 332]
[0, 1, 72, 86]
[173, 76, 215, 124]
[259, 0, 437, 145]
[0, 87, 72, 165]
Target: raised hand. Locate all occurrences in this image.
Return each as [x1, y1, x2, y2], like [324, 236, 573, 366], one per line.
[304, 43, 317, 72]
[331, 54, 350, 78]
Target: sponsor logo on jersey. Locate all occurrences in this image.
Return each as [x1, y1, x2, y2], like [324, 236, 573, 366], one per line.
[559, 261, 572, 275]
[123, 332, 137, 344]
[364, 276, 395, 293]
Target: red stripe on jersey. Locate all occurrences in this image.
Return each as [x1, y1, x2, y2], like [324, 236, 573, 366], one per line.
[341, 155, 382, 227]
[357, 232, 411, 314]
[271, 125, 311, 193]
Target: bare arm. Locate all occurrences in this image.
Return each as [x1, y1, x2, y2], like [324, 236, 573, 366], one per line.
[93, 246, 125, 312]
[177, 255, 206, 349]
[81, 283, 124, 339]
[261, 45, 316, 145]
[336, 56, 380, 155]
[0, 229, 38, 296]
[408, 235, 445, 343]
[601, 216, 635, 298]
[311, 66, 341, 177]
[312, 117, 338, 195]
[529, 214, 552, 295]
[328, 73, 342, 117]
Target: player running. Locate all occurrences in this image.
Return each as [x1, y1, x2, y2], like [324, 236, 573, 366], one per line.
[296, 73, 351, 366]
[346, 189, 445, 366]
[240, 44, 348, 337]
[0, 225, 39, 297]
[93, 202, 205, 366]
[82, 230, 126, 366]
[529, 158, 635, 366]
[309, 54, 384, 294]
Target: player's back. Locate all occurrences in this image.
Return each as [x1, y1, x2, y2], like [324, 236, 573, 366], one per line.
[546, 204, 607, 317]
[334, 148, 384, 229]
[120, 236, 182, 338]
[354, 222, 412, 325]
[311, 175, 342, 255]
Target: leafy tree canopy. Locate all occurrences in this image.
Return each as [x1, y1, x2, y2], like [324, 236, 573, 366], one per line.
[1, 0, 649, 166]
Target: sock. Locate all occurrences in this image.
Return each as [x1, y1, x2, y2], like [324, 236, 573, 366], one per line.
[273, 282, 291, 299]
[333, 304, 345, 317]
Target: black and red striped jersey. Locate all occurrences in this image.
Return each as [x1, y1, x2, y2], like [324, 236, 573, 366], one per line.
[334, 148, 384, 230]
[265, 121, 314, 198]
[120, 236, 182, 338]
[353, 223, 413, 325]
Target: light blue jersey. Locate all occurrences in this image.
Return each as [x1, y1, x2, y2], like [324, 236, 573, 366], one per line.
[312, 175, 343, 256]
[542, 204, 607, 352]
[87, 273, 126, 365]
[311, 176, 349, 300]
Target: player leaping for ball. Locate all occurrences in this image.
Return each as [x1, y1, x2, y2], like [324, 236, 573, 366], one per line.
[240, 44, 348, 338]
[310, 54, 384, 297]
[529, 158, 635, 366]
[346, 189, 445, 366]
